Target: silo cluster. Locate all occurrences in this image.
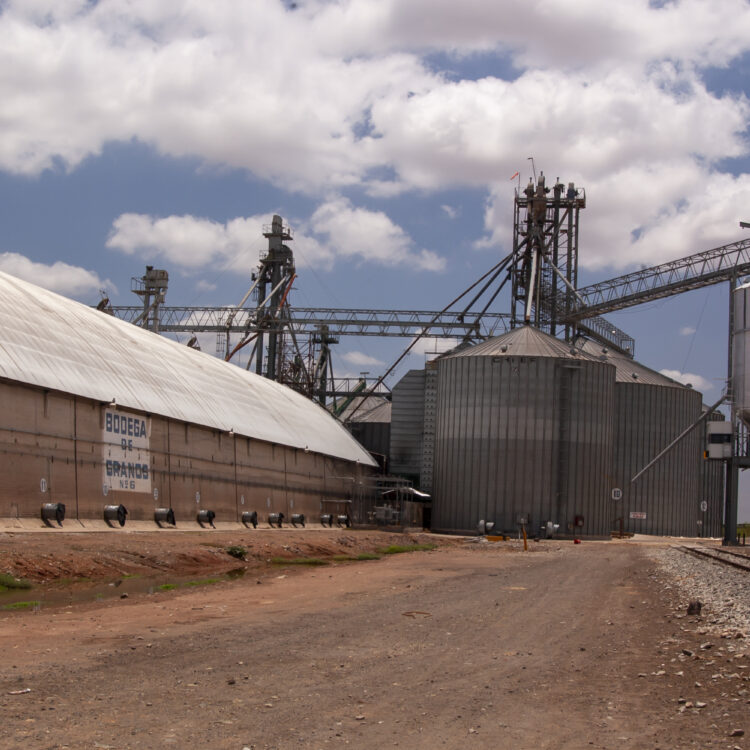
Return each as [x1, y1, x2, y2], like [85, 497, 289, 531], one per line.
[392, 324, 723, 537]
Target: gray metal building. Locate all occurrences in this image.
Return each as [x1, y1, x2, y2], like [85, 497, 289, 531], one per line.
[431, 325, 615, 536]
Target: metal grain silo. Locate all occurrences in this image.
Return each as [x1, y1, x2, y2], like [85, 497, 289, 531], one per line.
[700, 407, 725, 538]
[580, 341, 706, 537]
[732, 280, 750, 427]
[432, 325, 615, 536]
[390, 369, 427, 485]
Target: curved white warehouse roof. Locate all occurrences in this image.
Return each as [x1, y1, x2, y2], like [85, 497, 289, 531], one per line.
[0, 272, 376, 466]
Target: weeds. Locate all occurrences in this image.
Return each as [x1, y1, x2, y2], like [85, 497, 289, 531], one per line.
[378, 543, 436, 555]
[183, 578, 221, 587]
[2, 600, 40, 610]
[225, 545, 247, 560]
[332, 552, 382, 562]
[0, 573, 32, 590]
[157, 583, 177, 591]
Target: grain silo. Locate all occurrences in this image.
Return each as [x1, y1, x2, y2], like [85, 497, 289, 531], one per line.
[0, 272, 376, 526]
[579, 340, 711, 536]
[389, 369, 427, 485]
[431, 325, 615, 536]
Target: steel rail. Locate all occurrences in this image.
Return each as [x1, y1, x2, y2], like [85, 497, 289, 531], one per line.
[676, 545, 750, 574]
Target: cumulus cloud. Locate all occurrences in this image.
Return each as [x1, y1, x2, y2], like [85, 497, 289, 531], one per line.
[0, 0, 750, 274]
[0, 252, 114, 298]
[107, 203, 440, 273]
[680, 326, 697, 336]
[106, 212, 332, 272]
[408, 333, 460, 356]
[342, 351, 384, 366]
[309, 197, 446, 271]
[659, 368, 714, 392]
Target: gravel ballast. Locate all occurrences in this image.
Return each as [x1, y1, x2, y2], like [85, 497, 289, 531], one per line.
[648, 546, 750, 636]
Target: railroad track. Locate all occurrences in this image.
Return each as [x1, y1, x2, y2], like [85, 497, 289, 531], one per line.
[676, 544, 750, 573]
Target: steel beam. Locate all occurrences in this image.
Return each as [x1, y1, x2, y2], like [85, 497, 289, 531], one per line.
[564, 238, 750, 321]
[107, 306, 511, 339]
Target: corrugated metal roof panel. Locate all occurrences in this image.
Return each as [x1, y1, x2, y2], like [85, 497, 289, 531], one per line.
[445, 324, 603, 362]
[579, 339, 689, 388]
[339, 396, 392, 423]
[0, 272, 376, 466]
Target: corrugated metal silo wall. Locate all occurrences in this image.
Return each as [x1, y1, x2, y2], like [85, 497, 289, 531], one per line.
[613, 384, 703, 536]
[700, 411, 725, 538]
[432, 355, 614, 536]
[348, 422, 391, 463]
[389, 370, 426, 481]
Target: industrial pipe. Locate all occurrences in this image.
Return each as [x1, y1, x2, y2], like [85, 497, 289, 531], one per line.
[268, 512, 284, 528]
[197, 509, 216, 528]
[154, 508, 176, 527]
[291, 513, 305, 528]
[41, 502, 65, 528]
[241, 510, 258, 528]
[104, 504, 128, 528]
[477, 520, 495, 535]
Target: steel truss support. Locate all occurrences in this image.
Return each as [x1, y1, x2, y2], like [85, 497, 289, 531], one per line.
[564, 237, 750, 321]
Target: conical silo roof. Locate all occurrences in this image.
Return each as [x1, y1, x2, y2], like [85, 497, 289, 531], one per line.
[444, 324, 605, 362]
[578, 338, 691, 388]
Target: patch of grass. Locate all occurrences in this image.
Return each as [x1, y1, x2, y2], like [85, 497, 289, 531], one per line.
[332, 552, 382, 562]
[121, 573, 140, 580]
[356, 552, 382, 560]
[270, 557, 329, 566]
[183, 578, 220, 587]
[2, 600, 40, 610]
[0, 573, 32, 590]
[378, 543, 437, 555]
[157, 583, 177, 591]
[225, 545, 247, 560]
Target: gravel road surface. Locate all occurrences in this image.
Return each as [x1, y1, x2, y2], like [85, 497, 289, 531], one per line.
[1, 538, 748, 749]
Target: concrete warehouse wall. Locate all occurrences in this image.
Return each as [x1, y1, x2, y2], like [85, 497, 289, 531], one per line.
[0, 379, 363, 524]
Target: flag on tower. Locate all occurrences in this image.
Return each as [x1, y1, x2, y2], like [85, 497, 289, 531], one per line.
[510, 171, 519, 180]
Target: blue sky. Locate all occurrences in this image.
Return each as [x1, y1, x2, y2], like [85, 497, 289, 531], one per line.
[1, 0, 750, 520]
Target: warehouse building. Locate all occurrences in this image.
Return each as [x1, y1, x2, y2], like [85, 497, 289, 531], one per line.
[0, 272, 376, 525]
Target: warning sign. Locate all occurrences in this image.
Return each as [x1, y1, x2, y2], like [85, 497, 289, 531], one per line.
[629, 511, 647, 520]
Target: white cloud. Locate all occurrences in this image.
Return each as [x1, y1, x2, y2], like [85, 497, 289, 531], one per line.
[342, 351, 384, 366]
[659, 368, 714, 392]
[441, 204, 459, 219]
[0, 252, 114, 298]
[107, 202, 440, 274]
[106, 212, 332, 272]
[0, 0, 749, 275]
[408, 333, 460, 356]
[680, 326, 697, 336]
[309, 196, 446, 271]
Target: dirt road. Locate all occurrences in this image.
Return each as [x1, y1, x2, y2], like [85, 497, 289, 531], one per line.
[1, 539, 748, 749]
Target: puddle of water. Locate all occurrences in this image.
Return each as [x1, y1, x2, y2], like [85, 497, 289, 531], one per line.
[0, 566, 253, 612]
